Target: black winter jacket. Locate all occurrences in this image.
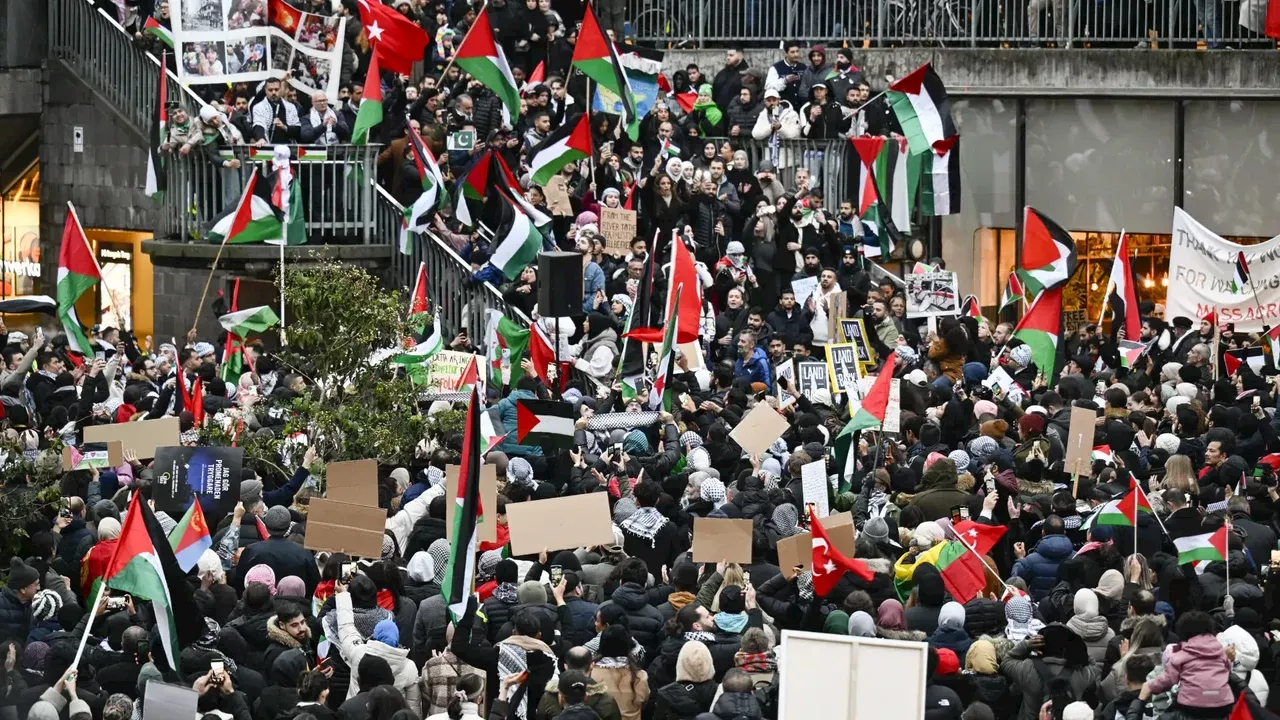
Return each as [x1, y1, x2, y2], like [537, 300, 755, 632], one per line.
[653, 679, 717, 720]
[599, 583, 665, 658]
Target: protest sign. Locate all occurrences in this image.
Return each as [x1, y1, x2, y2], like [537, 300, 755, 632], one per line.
[882, 379, 902, 434]
[84, 417, 180, 459]
[447, 130, 475, 151]
[171, 0, 346, 97]
[506, 493, 614, 555]
[678, 341, 705, 372]
[775, 359, 795, 397]
[144, 681, 199, 720]
[543, 175, 573, 216]
[796, 360, 830, 397]
[777, 630, 928, 720]
[729, 402, 791, 455]
[599, 208, 638, 255]
[62, 442, 123, 471]
[691, 518, 754, 564]
[304, 498, 386, 558]
[424, 351, 483, 393]
[826, 343, 861, 392]
[1168, 208, 1280, 331]
[777, 512, 856, 578]
[905, 271, 960, 317]
[826, 292, 847, 341]
[152, 446, 244, 525]
[841, 318, 877, 368]
[801, 460, 829, 518]
[445, 464, 498, 543]
[324, 459, 378, 507]
[1063, 406, 1098, 476]
[983, 366, 1026, 404]
[791, 276, 819, 310]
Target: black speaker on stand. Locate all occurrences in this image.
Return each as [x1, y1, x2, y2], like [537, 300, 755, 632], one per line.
[537, 252, 583, 318]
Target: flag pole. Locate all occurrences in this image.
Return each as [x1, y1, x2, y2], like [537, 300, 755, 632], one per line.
[435, 0, 489, 83]
[278, 237, 286, 346]
[192, 170, 255, 336]
[67, 201, 128, 332]
[71, 581, 108, 671]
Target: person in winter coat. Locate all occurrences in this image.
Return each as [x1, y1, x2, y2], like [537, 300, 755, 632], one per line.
[1012, 518, 1076, 601]
[962, 640, 1013, 718]
[1218, 624, 1269, 706]
[929, 603, 974, 660]
[905, 565, 948, 635]
[495, 377, 546, 457]
[334, 586, 421, 712]
[453, 596, 559, 718]
[724, 88, 761, 139]
[798, 82, 846, 139]
[751, 90, 801, 143]
[591, 626, 650, 720]
[482, 559, 522, 643]
[1, 559, 43, 644]
[925, 647, 965, 720]
[1001, 625, 1100, 720]
[1066, 588, 1115, 663]
[1098, 617, 1165, 705]
[234, 506, 320, 593]
[1144, 611, 1234, 714]
[653, 640, 717, 720]
[699, 668, 764, 720]
[618, 482, 687, 579]
[910, 458, 969, 522]
[597, 559, 666, 660]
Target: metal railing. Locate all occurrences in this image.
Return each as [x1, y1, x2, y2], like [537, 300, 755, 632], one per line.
[707, 137, 851, 200]
[627, 0, 1272, 47]
[159, 145, 380, 244]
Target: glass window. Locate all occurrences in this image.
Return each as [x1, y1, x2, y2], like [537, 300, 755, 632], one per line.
[1184, 100, 1280, 237]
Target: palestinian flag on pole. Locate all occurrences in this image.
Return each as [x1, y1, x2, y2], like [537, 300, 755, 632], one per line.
[960, 295, 982, 319]
[515, 398, 575, 450]
[617, 236, 658, 401]
[529, 321, 570, 393]
[1012, 285, 1064, 385]
[143, 17, 174, 48]
[485, 309, 529, 388]
[649, 286, 682, 411]
[624, 231, 701, 344]
[351, 51, 383, 145]
[850, 135, 912, 254]
[454, 6, 521, 122]
[850, 136, 886, 216]
[486, 188, 542, 281]
[400, 126, 449, 255]
[393, 312, 444, 365]
[206, 169, 286, 244]
[1175, 525, 1228, 565]
[220, 279, 243, 384]
[660, 138, 680, 158]
[1118, 339, 1153, 369]
[219, 305, 280, 337]
[1000, 271, 1026, 313]
[273, 164, 306, 245]
[104, 494, 203, 673]
[1233, 251, 1252, 294]
[1224, 346, 1267, 377]
[442, 386, 484, 619]
[167, 500, 212, 573]
[1107, 231, 1141, 341]
[57, 203, 101, 357]
[146, 53, 168, 201]
[886, 63, 956, 155]
[572, 1, 639, 139]
[920, 135, 960, 216]
[846, 351, 897, 432]
[1095, 477, 1154, 526]
[1016, 207, 1078, 297]
[530, 113, 592, 186]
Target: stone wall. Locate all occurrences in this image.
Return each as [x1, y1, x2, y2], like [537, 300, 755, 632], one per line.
[150, 265, 234, 342]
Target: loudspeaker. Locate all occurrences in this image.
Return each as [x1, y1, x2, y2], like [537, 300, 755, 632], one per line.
[537, 252, 583, 317]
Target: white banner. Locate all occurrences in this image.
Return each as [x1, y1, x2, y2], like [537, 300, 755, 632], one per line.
[1169, 208, 1280, 332]
[172, 0, 345, 98]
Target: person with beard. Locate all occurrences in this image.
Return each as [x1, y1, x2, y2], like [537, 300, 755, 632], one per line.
[713, 47, 750, 112]
[766, 289, 814, 348]
[799, 81, 847, 139]
[725, 87, 761, 139]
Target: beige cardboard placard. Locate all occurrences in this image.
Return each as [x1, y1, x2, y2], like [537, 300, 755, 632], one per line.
[325, 459, 379, 507]
[599, 207, 637, 255]
[304, 498, 387, 558]
[543, 175, 573, 216]
[692, 518, 754, 564]
[1063, 406, 1097, 476]
[778, 631, 928, 720]
[729, 402, 791, 456]
[506, 492, 614, 556]
[84, 417, 179, 459]
[446, 464, 499, 543]
[826, 291, 847, 341]
[62, 441, 123, 471]
[678, 341, 705, 372]
[778, 512, 856, 578]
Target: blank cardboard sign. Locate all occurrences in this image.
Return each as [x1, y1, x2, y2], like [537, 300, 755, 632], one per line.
[1063, 406, 1097, 476]
[144, 681, 198, 720]
[777, 512, 856, 578]
[304, 498, 387, 558]
[325, 459, 379, 506]
[729, 402, 791, 456]
[445, 464, 499, 544]
[84, 417, 180, 459]
[777, 630, 927, 720]
[507, 493, 614, 556]
[692, 518, 754, 564]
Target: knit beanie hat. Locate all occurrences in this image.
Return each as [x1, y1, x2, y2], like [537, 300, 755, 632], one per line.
[31, 589, 62, 623]
[1155, 433, 1181, 455]
[240, 479, 264, 508]
[277, 576, 306, 597]
[863, 516, 890, 541]
[245, 564, 277, 595]
[21, 641, 49, 670]
[372, 619, 400, 647]
[6, 557, 38, 590]
[263, 505, 292, 535]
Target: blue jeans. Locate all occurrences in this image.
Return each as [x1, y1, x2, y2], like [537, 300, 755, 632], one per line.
[1193, 0, 1220, 45]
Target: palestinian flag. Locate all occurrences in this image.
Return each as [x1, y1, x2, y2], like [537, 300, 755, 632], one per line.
[573, 1, 639, 139]
[442, 386, 484, 619]
[143, 17, 174, 48]
[276, 165, 306, 245]
[1265, 325, 1280, 358]
[487, 188, 542, 281]
[849, 135, 911, 256]
[832, 417, 859, 494]
[1107, 231, 1141, 341]
[530, 113, 592, 186]
[104, 494, 203, 673]
[206, 169, 286, 244]
[1175, 525, 1228, 565]
[393, 313, 444, 365]
[57, 204, 101, 357]
[220, 280, 244, 384]
[454, 6, 521, 122]
[485, 310, 529, 388]
[1224, 346, 1267, 377]
[1118, 339, 1153, 369]
[960, 295, 982, 319]
[660, 138, 680, 158]
[219, 305, 280, 337]
[1000, 271, 1025, 313]
[846, 351, 897, 432]
[523, 60, 546, 91]
[649, 286, 682, 411]
[401, 126, 449, 255]
[934, 540, 987, 605]
[1017, 207, 1078, 297]
[408, 262, 429, 339]
[146, 53, 168, 201]
[850, 136, 886, 216]
[0, 295, 57, 315]
[951, 520, 1006, 557]
[1233, 251, 1252, 294]
[886, 63, 956, 155]
[167, 499, 212, 573]
[1092, 445, 1115, 465]
[1012, 285, 1064, 385]
[810, 514, 874, 597]
[351, 52, 383, 145]
[515, 398, 575, 450]
[625, 231, 700, 344]
[617, 237, 658, 400]
[920, 135, 960, 216]
[1095, 477, 1154, 527]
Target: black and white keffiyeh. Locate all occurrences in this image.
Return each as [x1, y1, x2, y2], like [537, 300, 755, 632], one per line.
[619, 506, 667, 546]
[497, 636, 558, 720]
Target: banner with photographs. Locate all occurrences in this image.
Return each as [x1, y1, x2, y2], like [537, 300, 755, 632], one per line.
[905, 271, 960, 318]
[172, 0, 346, 97]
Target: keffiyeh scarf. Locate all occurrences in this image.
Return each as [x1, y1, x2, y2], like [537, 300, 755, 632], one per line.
[497, 635, 559, 720]
[494, 582, 519, 604]
[619, 507, 668, 546]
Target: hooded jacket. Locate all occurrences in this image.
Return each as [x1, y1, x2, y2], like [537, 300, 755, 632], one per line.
[654, 679, 717, 720]
[334, 594, 421, 710]
[1219, 624, 1269, 706]
[536, 676, 624, 720]
[909, 459, 968, 521]
[599, 583, 666, 659]
[1146, 634, 1233, 708]
[1011, 534, 1076, 601]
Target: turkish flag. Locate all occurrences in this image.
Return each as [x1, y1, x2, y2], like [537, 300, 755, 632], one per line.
[951, 520, 1006, 557]
[357, 0, 429, 75]
[811, 512, 874, 598]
